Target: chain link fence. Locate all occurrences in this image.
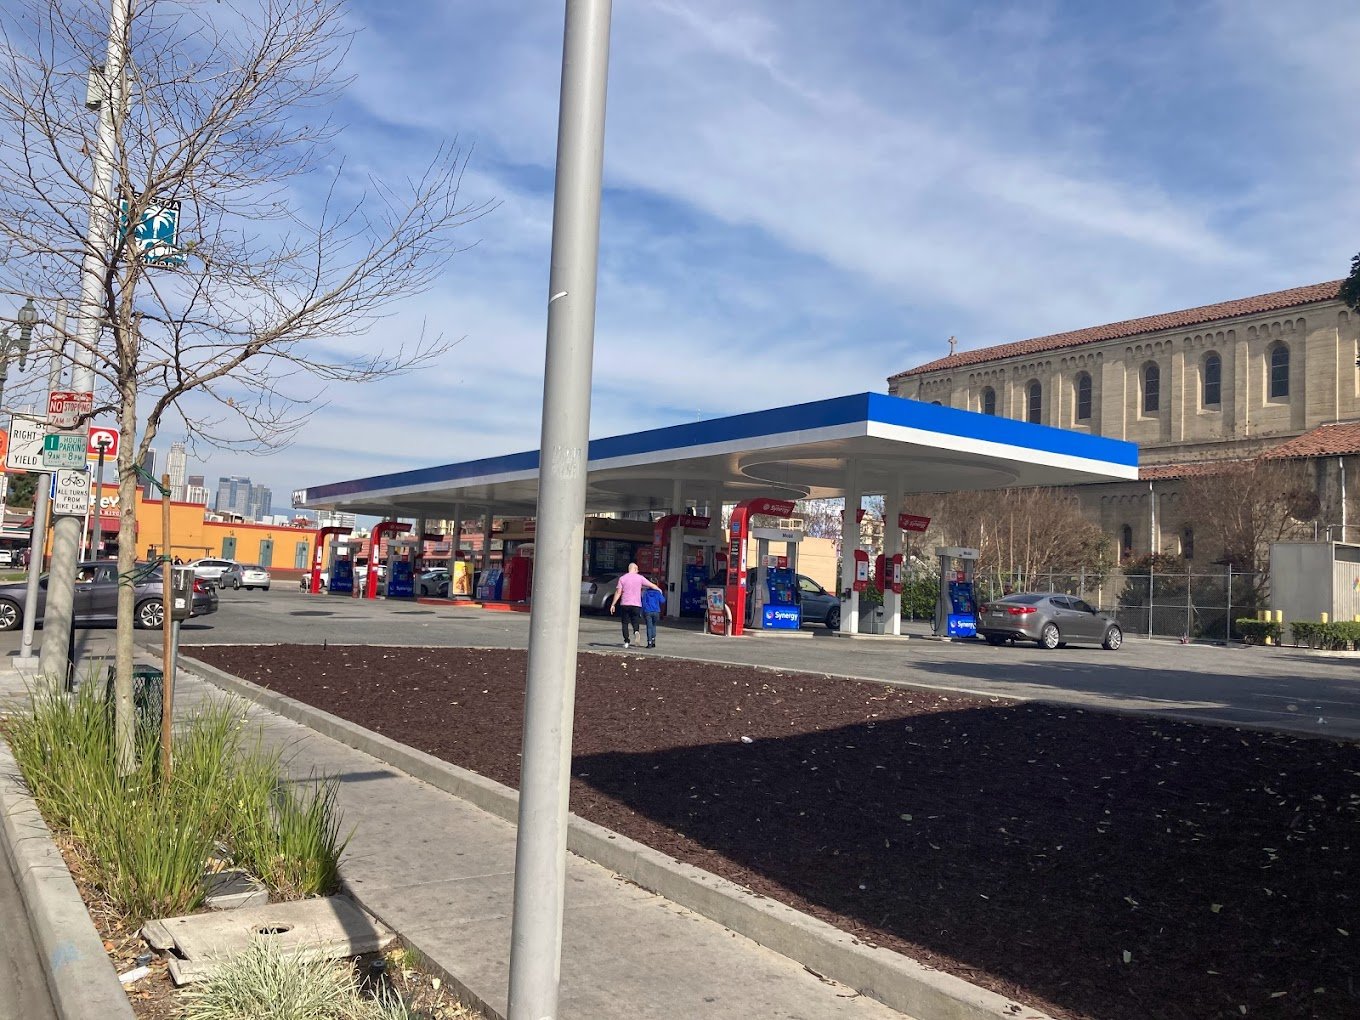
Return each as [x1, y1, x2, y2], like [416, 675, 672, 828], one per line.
[907, 566, 1267, 642]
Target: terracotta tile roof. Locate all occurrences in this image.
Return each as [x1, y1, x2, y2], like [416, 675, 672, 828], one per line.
[1260, 421, 1360, 460]
[1138, 461, 1251, 481]
[1130, 424, 1360, 480]
[891, 280, 1345, 381]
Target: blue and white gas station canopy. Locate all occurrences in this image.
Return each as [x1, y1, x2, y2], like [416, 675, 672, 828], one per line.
[295, 392, 1138, 518]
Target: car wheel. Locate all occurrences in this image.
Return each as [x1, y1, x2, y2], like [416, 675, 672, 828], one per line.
[985, 634, 1007, 646]
[825, 605, 840, 630]
[1038, 623, 1061, 649]
[135, 598, 164, 630]
[262, 585, 269, 591]
[0, 599, 21, 631]
[1103, 625, 1123, 651]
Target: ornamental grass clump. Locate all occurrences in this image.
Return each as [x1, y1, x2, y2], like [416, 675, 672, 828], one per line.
[229, 750, 350, 899]
[6, 681, 349, 924]
[181, 938, 417, 1020]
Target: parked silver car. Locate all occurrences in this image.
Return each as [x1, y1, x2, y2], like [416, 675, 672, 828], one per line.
[580, 572, 621, 611]
[976, 592, 1123, 650]
[188, 557, 242, 589]
[235, 564, 271, 590]
[419, 568, 450, 597]
[0, 560, 219, 630]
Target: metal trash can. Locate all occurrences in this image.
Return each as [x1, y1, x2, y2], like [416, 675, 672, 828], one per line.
[105, 666, 164, 737]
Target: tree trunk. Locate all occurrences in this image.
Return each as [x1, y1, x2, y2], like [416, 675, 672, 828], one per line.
[113, 388, 141, 773]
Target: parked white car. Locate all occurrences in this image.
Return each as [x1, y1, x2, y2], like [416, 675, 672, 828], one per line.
[299, 570, 330, 591]
[189, 557, 242, 588]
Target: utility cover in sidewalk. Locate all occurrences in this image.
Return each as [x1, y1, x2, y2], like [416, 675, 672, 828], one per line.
[141, 895, 394, 985]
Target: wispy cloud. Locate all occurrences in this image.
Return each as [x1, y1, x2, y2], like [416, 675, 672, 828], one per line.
[159, 0, 1360, 504]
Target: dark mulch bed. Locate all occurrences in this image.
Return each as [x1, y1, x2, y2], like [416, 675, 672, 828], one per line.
[187, 645, 1360, 1020]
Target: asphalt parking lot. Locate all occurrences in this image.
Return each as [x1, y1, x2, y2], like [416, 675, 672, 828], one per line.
[178, 586, 1360, 740]
[7, 583, 1353, 741]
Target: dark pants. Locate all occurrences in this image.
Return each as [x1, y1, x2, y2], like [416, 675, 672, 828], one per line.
[619, 605, 642, 642]
[644, 610, 661, 645]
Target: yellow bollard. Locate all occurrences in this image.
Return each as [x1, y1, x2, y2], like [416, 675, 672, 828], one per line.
[1322, 612, 1330, 624]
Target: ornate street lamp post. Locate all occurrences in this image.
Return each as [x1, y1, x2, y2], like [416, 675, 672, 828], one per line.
[0, 297, 36, 408]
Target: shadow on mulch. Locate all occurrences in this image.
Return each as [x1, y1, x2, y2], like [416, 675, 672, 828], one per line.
[187, 645, 1360, 1020]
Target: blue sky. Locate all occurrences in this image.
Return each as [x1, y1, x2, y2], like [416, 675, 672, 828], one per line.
[179, 0, 1360, 508]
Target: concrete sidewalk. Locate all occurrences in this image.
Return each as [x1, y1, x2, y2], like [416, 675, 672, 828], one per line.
[1, 652, 1049, 1020]
[163, 667, 914, 1020]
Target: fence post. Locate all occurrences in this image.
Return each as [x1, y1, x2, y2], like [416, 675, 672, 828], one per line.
[1079, 567, 1086, 601]
[1225, 563, 1232, 644]
[1148, 560, 1156, 639]
[1184, 568, 1192, 641]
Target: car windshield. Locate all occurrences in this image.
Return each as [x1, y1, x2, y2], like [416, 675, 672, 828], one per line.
[1000, 594, 1046, 605]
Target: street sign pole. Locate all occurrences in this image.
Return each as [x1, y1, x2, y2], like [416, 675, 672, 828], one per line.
[88, 443, 108, 555]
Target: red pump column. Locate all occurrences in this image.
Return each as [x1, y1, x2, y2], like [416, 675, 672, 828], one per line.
[308, 526, 352, 594]
[366, 521, 411, 599]
[724, 497, 796, 636]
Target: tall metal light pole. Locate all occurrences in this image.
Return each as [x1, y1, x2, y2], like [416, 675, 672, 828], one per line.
[0, 298, 35, 408]
[0, 298, 35, 624]
[507, 2, 612, 1018]
[41, 0, 130, 701]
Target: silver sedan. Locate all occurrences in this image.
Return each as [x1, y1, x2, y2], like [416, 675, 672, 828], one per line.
[976, 592, 1123, 650]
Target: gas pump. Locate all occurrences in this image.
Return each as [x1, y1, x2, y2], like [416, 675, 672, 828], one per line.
[652, 514, 715, 617]
[724, 497, 797, 635]
[307, 526, 351, 595]
[750, 525, 803, 629]
[934, 546, 980, 638]
[386, 538, 418, 599]
[364, 521, 411, 599]
[329, 541, 356, 596]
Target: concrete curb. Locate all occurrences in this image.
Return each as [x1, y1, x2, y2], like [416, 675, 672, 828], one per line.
[185, 654, 1054, 1020]
[0, 740, 136, 1020]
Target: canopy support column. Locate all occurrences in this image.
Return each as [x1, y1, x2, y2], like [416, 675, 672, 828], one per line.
[885, 480, 904, 636]
[842, 461, 862, 636]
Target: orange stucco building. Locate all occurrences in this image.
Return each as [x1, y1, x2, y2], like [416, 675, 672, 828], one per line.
[74, 484, 318, 571]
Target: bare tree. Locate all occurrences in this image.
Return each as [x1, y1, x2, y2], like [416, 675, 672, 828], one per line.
[0, 0, 493, 766]
[917, 487, 1111, 588]
[1178, 459, 1316, 598]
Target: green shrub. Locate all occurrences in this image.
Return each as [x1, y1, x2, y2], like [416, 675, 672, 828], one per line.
[900, 572, 938, 620]
[1288, 620, 1360, 650]
[6, 683, 349, 924]
[1236, 619, 1282, 646]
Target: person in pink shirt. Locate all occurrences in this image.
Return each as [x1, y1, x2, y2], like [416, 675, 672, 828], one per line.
[609, 562, 662, 649]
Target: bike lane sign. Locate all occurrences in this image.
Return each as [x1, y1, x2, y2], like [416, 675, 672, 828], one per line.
[52, 468, 92, 516]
